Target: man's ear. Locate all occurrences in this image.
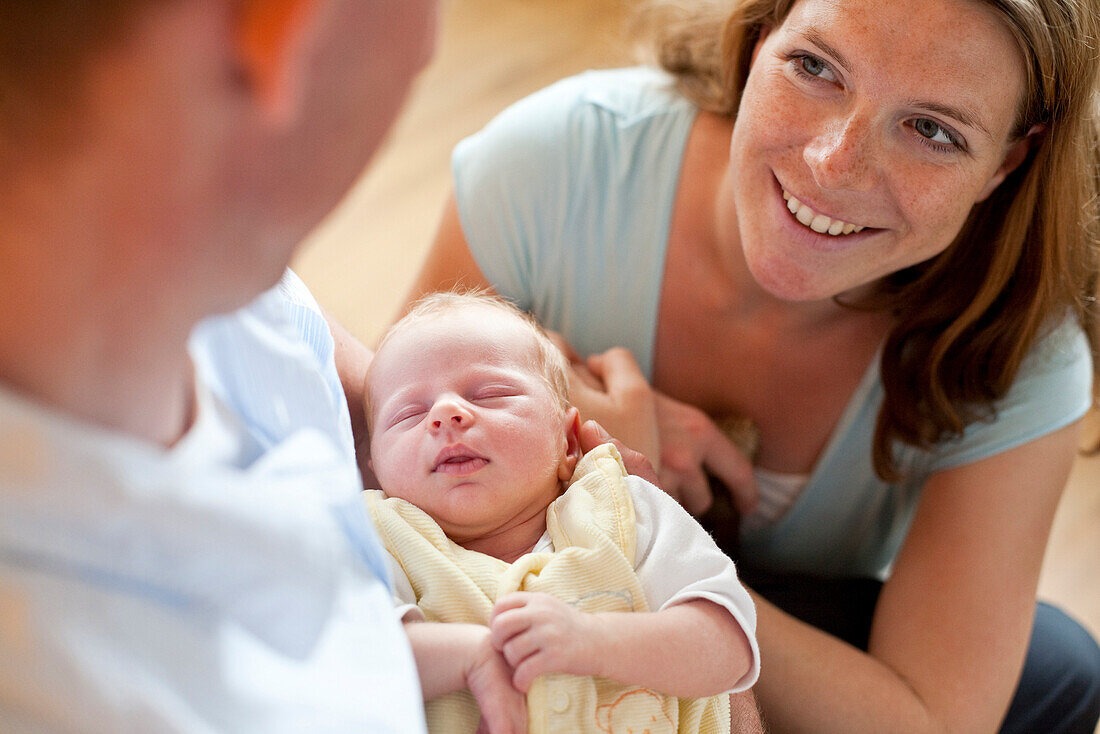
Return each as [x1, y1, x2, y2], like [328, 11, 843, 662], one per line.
[557, 407, 583, 482]
[235, 0, 323, 125]
[976, 124, 1044, 202]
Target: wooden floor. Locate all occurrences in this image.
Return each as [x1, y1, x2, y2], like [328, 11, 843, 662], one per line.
[294, 0, 1100, 713]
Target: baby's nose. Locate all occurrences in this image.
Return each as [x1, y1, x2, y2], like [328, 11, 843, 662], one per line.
[428, 397, 473, 431]
[432, 413, 465, 429]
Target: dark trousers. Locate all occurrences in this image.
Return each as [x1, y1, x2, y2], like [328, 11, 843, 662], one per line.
[745, 571, 1100, 733]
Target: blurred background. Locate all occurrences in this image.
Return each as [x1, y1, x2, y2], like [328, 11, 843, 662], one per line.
[295, 0, 632, 344]
[292, 0, 1099, 686]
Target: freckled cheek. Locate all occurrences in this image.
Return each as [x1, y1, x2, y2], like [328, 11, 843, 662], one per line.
[896, 176, 984, 250]
[736, 77, 815, 153]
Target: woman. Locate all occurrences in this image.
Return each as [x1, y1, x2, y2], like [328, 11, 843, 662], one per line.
[395, 0, 1100, 729]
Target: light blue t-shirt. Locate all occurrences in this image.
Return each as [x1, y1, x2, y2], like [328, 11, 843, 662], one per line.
[453, 67, 1094, 579]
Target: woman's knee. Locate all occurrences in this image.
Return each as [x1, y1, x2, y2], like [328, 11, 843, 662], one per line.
[1000, 602, 1100, 734]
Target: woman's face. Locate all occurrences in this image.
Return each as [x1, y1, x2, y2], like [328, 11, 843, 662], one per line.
[727, 0, 1029, 302]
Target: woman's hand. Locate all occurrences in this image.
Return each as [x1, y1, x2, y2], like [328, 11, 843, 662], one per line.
[577, 420, 660, 485]
[653, 392, 757, 516]
[563, 346, 661, 463]
[561, 342, 756, 515]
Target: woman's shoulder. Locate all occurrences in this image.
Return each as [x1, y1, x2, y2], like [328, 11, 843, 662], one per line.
[1021, 313, 1093, 374]
[462, 66, 694, 148]
[559, 65, 695, 120]
[926, 314, 1093, 472]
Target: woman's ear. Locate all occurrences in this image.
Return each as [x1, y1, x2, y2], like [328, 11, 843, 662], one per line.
[976, 124, 1045, 202]
[557, 407, 583, 482]
[235, 0, 324, 125]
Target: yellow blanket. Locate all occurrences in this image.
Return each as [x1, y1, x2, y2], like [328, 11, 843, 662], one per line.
[365, 443, 730, 734]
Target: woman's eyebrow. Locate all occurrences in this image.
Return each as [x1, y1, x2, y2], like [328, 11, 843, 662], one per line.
[904, 99, 993, 140]
[802, 28, 852, 74]
[800, 26, 993, 141]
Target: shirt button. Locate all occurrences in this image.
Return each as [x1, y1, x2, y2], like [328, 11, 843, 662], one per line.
[550, 690, 570, 713]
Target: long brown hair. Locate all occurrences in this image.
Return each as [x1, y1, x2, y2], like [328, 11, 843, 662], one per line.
[637, 0, 1100, 479]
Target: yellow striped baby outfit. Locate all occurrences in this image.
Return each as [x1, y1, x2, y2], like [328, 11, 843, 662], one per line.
[365, 443, 730, 734]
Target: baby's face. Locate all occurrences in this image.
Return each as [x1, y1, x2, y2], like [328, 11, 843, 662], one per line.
[368, 306, 577, 545]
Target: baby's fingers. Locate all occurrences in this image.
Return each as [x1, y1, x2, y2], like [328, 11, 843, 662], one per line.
[489, 608, 532, 654]
[497, 628, 543, 671]
[475, 691, 526, 734]
[512, 651, 557, 694]
[702, 433, 757, 516]
[491, 591, 535, 620]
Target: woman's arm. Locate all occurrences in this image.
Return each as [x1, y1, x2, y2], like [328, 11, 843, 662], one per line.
[405, 193, 496, 303]
[752, 421, 1082, 734]
[489, 592, 754, 698]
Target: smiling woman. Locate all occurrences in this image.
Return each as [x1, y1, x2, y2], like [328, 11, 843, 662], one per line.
[651, 0, 1099, 481]
[389, 0, 1100, 730]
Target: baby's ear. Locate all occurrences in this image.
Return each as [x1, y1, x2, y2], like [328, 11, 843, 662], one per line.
[557, 407, 582, 482]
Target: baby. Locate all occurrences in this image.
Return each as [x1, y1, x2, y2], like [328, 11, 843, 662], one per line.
[364, 292, 759, 734]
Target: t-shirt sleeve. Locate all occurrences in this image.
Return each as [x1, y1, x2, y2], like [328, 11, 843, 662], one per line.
[629, 476, 761, 692]
[929, 316, 1093, 472]
[451, 75, 587, 312]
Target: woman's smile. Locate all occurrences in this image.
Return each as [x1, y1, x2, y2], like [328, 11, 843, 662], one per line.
[767, 173, 878, 255]
[781, 190, 865, 236]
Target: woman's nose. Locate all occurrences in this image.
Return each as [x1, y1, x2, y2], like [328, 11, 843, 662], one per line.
[428, 396, 474, 432]
[803, 113, 876, 192]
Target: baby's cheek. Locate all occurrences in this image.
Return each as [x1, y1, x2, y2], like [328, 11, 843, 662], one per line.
[369, 439, 403, 488]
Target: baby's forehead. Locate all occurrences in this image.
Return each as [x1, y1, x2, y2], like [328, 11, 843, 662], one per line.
[373, 308, 544, 381]
[395, 306, 538, 353]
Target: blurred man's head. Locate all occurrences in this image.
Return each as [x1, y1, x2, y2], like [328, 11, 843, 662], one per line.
[1, 0, 436, 311]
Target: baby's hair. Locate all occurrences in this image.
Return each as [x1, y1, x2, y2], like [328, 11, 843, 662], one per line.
[366, 289, 571, 433]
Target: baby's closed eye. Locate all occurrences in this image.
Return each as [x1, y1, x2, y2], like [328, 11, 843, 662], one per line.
[389, 406, 428, 427]
[471, 384, 521, 402]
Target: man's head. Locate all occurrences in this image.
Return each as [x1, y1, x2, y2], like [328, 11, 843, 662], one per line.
[1, 0, 436, 313]
[366, 291, 580, 547]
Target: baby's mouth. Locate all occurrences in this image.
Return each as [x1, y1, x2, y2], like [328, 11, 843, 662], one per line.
[432, 445, 489, 474]
[783, 190, 866, 236]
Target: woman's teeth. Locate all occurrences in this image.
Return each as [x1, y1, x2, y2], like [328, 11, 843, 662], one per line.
[783, 190, 864, 236]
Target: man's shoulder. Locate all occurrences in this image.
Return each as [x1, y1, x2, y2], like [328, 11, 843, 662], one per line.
[188, 272, 354, 457]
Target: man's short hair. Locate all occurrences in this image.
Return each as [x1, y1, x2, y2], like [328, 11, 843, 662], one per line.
[0, 2, 150, 143]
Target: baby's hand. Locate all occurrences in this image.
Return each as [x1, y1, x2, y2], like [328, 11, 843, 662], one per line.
[489, 592, 598, 692]
[467, 629, 527, 734]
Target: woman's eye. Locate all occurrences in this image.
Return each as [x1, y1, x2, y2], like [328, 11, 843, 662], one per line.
[792, 53, 838, 83]
[912, 117, 959, 147]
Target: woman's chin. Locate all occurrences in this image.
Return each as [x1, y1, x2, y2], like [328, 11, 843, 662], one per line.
[742, 250, 841, 304]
